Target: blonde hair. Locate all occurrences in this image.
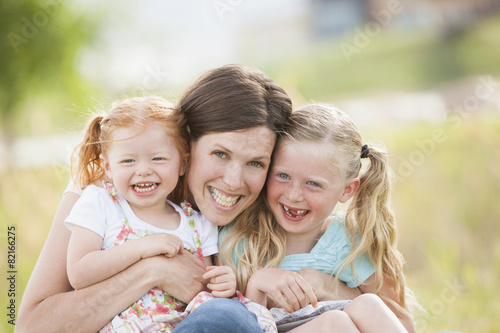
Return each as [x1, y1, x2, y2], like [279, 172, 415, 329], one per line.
[71, 96, 189, 203]
[219, 103, 419, 316]
[218, 194, 287, 293]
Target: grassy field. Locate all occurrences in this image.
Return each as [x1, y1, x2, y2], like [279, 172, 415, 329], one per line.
[1, 114, 499, 332]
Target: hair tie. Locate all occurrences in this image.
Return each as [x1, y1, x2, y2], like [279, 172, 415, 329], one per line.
[360, 144, 370, 159]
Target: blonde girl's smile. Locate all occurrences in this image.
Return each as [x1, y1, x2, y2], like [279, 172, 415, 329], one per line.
[267, 140, 359, 237]
[281, 203, 309, 220]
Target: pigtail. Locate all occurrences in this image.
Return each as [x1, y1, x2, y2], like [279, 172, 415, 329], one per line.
[340, 144, 409, 314]
[71, 115, 106, 189]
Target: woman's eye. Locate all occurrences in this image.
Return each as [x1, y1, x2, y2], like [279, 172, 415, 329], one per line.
[214, 151, 227, 159]
[152, 157, 165, 161]
[249, 161, 264, 168]
[122, 159, 134, 164]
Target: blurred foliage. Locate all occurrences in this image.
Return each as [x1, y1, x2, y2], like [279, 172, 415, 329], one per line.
[268, 14, 500, 102]
[0, 0, 98, 137]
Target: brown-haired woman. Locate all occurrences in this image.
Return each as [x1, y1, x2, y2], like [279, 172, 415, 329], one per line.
[16, 64, 292, 333]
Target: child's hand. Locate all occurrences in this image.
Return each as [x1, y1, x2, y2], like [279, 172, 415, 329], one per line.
[203, 265, 237, 298]
[137, 234, 184, 259]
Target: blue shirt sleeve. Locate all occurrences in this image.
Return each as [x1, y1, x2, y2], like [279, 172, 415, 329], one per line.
[316, 212, 375, 288]
[281, 212, 375, 288]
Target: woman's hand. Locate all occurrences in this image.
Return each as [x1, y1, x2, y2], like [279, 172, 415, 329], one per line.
[203, 265, 237, 298]
[146, 252, 208, 303]
[246, 268, 317, 312]
[297, 267, 361, 301]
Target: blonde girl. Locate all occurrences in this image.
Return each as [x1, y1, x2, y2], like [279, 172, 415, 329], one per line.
[65, 96, 235, 332]
[219, 104, 419, 332]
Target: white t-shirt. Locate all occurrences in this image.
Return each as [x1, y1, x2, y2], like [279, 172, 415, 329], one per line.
[64, 185, 218, 256]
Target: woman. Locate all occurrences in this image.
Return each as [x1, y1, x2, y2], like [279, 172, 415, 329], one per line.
[16, 64, 292, 332]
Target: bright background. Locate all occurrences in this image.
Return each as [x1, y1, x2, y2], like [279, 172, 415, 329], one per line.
[1, 1, 500, 332]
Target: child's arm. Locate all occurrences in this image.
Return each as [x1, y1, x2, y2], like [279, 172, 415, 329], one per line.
[245, 268, 318, 312]
[203, 265, 237, 298]
[360, 273, 416, 333]
[67, 226, 184, 290]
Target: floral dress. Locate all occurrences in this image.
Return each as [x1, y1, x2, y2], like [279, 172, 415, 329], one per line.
[99, 183, 276, 333]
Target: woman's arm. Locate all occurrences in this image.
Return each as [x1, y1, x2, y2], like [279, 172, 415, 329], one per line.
[246, 268, 317, 312]
[16, 192, 207, 333]
[359, 273, 416, 333]
[67, 226, 184, 290]
[297, 267, 361, 301]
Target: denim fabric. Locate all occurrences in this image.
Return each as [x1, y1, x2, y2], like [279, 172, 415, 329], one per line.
[173, 298, 262, 333]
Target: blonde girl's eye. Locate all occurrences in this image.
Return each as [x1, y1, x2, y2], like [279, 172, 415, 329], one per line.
[278, 173, 290, 180]
[121, 159, 134, 164]
[306, 180, 320, 187]
[152, 157, 165, 161]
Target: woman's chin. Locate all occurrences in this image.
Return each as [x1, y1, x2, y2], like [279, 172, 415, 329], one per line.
[203, 198, 247, 226]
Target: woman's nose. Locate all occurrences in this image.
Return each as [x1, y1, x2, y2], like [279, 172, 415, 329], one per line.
[222, 163, 244, 191]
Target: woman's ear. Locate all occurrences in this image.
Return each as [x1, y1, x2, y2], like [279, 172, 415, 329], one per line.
[339, 178, 360, 203]
[179, 153, 190, 176]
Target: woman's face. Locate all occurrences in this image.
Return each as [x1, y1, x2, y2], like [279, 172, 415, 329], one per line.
[188, 126, 275, 226]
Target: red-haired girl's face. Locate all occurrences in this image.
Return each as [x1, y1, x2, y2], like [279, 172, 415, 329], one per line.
[102, 122, 187, 216]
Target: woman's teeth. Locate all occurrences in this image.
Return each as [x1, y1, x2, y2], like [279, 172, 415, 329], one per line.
[209, 187, 240, 207]
[283, 205, 308, 217]
[133, 183, 157, 193]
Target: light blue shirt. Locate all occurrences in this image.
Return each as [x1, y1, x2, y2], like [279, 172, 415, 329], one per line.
[280, 212, 375, 288]
[219, 212, 375, 288]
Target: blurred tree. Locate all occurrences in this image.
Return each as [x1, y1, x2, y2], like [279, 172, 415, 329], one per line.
[0, 0, 97, 139]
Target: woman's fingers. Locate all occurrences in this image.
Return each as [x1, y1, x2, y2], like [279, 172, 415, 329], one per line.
[269, 292, 294, 313]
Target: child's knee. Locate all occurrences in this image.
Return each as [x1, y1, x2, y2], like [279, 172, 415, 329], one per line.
[314, 310, 358, 331]
[345, 293, 386, 315]
[317, 310, 351, 324]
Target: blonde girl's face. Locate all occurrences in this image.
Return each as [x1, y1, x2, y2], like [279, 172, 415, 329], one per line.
[267, 140, 358, 239]
[102, 122, 187, 214]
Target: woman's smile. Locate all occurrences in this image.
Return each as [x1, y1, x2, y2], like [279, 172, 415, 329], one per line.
[208, 186, 241, 208]
[188, 126, 275, 226]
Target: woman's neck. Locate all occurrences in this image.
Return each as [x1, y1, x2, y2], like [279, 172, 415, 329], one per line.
[285, 227, 323, 255]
